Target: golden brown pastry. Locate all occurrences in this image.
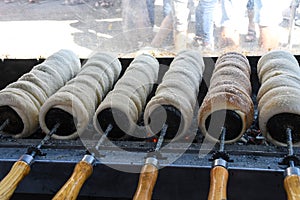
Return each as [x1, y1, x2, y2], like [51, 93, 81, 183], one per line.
[209, 67, 251, 94]
[198, 52, 253, 144]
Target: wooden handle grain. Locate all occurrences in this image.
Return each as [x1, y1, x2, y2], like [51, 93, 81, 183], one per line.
[0, 160, 31, 200]
[284, 174, 300, 200]
[133, 163, 159, 200]
[208, 166, 229, 200]
[52, 161, 93, 200]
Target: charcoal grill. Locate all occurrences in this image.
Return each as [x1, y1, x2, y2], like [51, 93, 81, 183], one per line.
[0, 56, 299, 200]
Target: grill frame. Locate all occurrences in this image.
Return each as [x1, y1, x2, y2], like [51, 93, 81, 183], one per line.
[0, 138, 295, 200]
[0, 56, 299, 199]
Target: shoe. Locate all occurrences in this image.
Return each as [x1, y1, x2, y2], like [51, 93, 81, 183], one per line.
[245, 29, 256, 42]
[201, 42, 214, 52]
[192, 36, 202, 47]
[192, 36, 214, 51]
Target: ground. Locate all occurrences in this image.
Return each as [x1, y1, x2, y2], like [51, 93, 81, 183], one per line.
[0, 0, 299, 59]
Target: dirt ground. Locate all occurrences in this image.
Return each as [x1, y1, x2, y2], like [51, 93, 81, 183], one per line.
[0, 0, 174, 58]
[0, 0, 299, 58]
[0, 0, 125, 58]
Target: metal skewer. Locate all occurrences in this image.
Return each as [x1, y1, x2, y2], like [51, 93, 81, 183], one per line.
[93, 123, 113, 154]
[0, 119, 10, 138]
[0, 122, 60, 200]
[133, 123, 168, 200]
[219, 127, 226, 152]
[207, 127, 232, 200]
[153, 123, 167, 153]
[280, 127, 300, 200]
[0, 119, 9, 132]
[286, 128, 295, 168]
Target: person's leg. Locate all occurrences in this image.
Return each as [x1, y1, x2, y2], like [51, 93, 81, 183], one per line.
[197, 0, 218, 47]
[254, 0, 287, 50]
[163, 0, 172, 17]
[172, 0, 190, 51]
[151, 14, 173, 47]
[247, 0, 255, 31]
[146, 0, 156, 27]
[122, 0, 151, 48]
[151, 0, 189, 50]
[195, 1, 203, 40]
[245, 0, 256, 42]
[259, 26, 280, 50]
[220, 0, 248, 48]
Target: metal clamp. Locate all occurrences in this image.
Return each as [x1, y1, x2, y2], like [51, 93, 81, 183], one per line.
[145, 157, 159, 168]
[146, 151, 167, 160]
[212, 158, 228, 168]
[285, 167, 300, 177]
[87, 148, 106, 158]
[26, 146, 46, 157]
[209, 151, 233, 163]
[19, 154, 34, 165]
[279, 155, 300, 167]
[82, 154, 96, 166]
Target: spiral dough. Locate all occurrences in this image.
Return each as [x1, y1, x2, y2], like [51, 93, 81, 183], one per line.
[257, 50, 300, 146]
[144, 50, 205, 140]
[0, 49, 81, 138]
[198, 52, 254, 144]
[93, 53, 159, 138]
[39, 52, 122, 139]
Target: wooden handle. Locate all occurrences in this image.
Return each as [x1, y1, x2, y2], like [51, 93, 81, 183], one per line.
[0, 160, 31, 200]
[52, 161, 93, 200]
[284, 174, 300, 200]
[208, 166, 229, 200]
[133, 163, 159, 200]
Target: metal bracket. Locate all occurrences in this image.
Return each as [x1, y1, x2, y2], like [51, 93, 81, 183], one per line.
[27, 146, 46, 156]
[209, 151, 233, 163]
[278, 155, 300, 166]
[86, 149, 106, 158]
[146, 149, 167, 160]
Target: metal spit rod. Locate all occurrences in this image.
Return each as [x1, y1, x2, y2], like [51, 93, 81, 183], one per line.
[0, 119, 9, 132]
[154, 123, 168, 152]
[286, 128, 295, 168]
[31, 122, 60, 157]
[0, 122, 60, 200]
[207, 126, 230, 200]
[93, 123, 113, 154]
[283, 127, 300, 200]
[219, 127, 226, 152]
[133, 123, 168, 200]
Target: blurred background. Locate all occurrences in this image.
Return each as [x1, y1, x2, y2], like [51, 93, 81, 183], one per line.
[0, 0, 299, 58]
